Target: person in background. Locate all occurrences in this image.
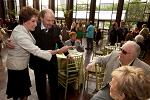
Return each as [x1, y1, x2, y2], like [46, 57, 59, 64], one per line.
[135, 34, 147, 59]
[76, 20, 84, 43]
[7, 18, 18, 30]
[6, 7, 71, 100]
[61, 23, 69, 42]
[0, 18, 4, 27]
[86, 41, 150, 100]
[124, 31, 134, 41]
[108, 22, 118, 45]
[117, 21, 128, 42]
[70, 21, 77, 32]
[95, 28, 102, 45]
[0, 27, 5, 44]
[85, 21, 94, 50]
[110, 66, 150, 100]
[139, 24, 150, 49]
[0, 27, 6, 69]
[132, 27, 139, 38]
[65, 31, 84, 52]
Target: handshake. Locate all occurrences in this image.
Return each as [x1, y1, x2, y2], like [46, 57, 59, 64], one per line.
[5, 38, 74, 55]
[49, 46, 75, 55]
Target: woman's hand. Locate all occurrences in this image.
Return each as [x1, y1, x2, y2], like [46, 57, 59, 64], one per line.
[6, 38, 15, 49]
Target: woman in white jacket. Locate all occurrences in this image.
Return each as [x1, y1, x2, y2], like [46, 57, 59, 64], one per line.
[6, 6, 71, 100]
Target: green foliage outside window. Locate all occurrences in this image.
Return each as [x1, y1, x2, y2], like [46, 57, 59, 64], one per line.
[58, 0, 150, 29]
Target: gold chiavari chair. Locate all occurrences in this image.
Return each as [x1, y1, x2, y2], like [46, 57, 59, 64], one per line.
[84, 63, 105, 93]
[58, 54, 83, 100]
[92, 41, 103, 59]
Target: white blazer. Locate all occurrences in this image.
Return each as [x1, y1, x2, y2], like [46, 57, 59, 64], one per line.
[6, 25, 52, 70]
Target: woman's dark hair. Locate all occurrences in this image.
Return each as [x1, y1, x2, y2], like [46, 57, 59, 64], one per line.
[19, 6, 39, 24]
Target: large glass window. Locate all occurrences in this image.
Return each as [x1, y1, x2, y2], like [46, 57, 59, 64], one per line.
[3, 0, 150, 30]
[26, 0, 33, 7]
[124, 0, 150, 29]
[16, 0, 19, 18]
[73, 0, 90, 22]
[39, 0, 48, 10]
[95, 0, 119, 30]
[55, 0, 66, 19]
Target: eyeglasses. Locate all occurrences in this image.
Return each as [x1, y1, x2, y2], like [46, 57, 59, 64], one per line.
[120, 48, 128, 55]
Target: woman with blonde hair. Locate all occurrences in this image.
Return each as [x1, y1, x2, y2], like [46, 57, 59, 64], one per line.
[110, 66, 150, 100]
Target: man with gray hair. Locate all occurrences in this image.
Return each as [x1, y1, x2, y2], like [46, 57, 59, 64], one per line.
[29, 9, 67, 100]
[86, 40, 150, 100]
[135, 34, 144, 43]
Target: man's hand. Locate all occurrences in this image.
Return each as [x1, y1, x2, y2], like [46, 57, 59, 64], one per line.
[58, 46, 74, 54]
[48, 46, 74, 55]
[6, 38, 15, 49]
[86, 62, 95, 71]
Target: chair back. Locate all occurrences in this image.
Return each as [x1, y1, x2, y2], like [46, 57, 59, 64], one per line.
[58, 54, 83, 100]
[95, 63, 105, 89]
[84, 63, 106, 92]
[65, 55, 83, 85]
[92, 41, 97, 55]
[92, 41, 103, 59]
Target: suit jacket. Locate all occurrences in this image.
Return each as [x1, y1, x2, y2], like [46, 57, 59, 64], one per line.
[29, 22, 65, 71]
[95, 51, 150, 88]
[6, 25, 52, 70]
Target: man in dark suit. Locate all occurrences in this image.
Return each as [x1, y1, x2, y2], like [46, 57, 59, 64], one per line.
[86, 41, 150, 100]
[29, 9, 67, 100]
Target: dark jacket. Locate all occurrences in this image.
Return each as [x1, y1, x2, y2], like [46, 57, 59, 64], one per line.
[29, 22, 64, 71]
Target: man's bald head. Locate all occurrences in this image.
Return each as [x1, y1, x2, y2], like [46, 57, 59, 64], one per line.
[40, 9, 54, 19]
[122, 41, 141, 58]
[40, 9, 55, 29]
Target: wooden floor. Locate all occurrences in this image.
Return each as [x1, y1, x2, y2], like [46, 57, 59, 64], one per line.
[0, 36, 150, 100]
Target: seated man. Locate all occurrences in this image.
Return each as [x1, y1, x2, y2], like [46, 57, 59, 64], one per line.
[64, 31, 84, 52]
[110, 66, 150, 100]
[86, 41, 150, 100]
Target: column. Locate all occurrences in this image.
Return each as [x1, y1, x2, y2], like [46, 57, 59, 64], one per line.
[0, 0, 5, 20]
[48, 0, 55, 13]
[33, 0, 39, 10]
[19, 0, 26, 9]
[7, 0, 15, 18]
[89, 0, 96, 24]
[116, 0, 124, 26]
[66, 0, 73, 29]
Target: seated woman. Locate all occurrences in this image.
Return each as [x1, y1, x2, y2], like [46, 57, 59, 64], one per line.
[109, 66, 150, 100]
[64, 32, 84, 52]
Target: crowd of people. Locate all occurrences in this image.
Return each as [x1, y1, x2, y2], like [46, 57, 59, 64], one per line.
[0, 5, 150, 100]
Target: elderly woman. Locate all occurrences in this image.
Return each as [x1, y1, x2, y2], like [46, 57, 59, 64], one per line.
[110, 66, 150, 100]
[6, 6, 71, 100]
